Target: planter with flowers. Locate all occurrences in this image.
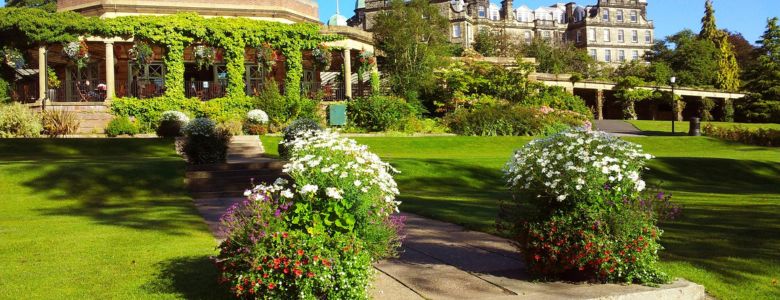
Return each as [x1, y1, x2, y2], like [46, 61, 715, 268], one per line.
[193, 45, 216, 70]
[256, 43, 277, 74]
[216, 129, 403, 299]
[498, 128, 680, 285]
[312, 45, 332, 71]
[128, 41, 154, 69]
[63, 41, 89, 69]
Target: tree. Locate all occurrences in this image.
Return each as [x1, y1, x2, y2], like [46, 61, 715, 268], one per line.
[613, 76, 654, 120]
[4, 0, 56, 12]
[746, 17, 780, 101]
[650, 30, 719, 87]
[699, 0, 718, 41]
[522, 37, 593, 75]
[372, 0, 450, 103]
[724, 30, 757, 70]
[715, 32, 741, 91]
[473, 29, 500, 57]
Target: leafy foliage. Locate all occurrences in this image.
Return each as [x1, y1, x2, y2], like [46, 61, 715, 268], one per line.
[0, 102, 41, 137]
[182, 118, 231, 164]
[372, 0, 451, 102]
[523, 37, 594, 75]
[105, 116, 138, 137]
[41, 109, 80, 137]
[703, 123, 780, 147]
[444, 104, 588, 136]
[648, 30, 719, 88]
[348, 95, 417, 132]
[613, 76, 654, 120]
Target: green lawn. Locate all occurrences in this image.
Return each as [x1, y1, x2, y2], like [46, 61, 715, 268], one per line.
[628, 120, 780, 136]
[264, 135, 780, 299]
[0, 139, 225, 299]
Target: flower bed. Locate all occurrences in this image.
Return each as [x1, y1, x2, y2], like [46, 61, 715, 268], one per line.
[498, 128, 677, 284]
[703, 124, 780, 147]
[216, 130, 402, 298]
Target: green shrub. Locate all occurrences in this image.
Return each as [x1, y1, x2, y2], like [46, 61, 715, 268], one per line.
[0, 77, 10, 103]
[201, 95, 258, 124]
[523, 86, 592, 117]
[41, 110, 81, 137]
[348, 95, 416, 132]
[255, 80, 291, 130]
[698, 97, 716, 121]
[401, 117, 449, 134]
[110, 96, 202, 132]
[703, 124, 780, 147]
[279, 118, 323, 159]
[499, 129, 673, 284]
[217, 119, 243, 136]
[182, 118, 231, 164]
[105, 116, 138, 137]
[444, 104, 588, 136]
[0, 103, 42, 138]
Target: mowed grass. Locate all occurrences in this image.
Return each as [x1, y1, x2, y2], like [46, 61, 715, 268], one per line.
[263, 135, 780, 299]
[628, 120, 780, 136]
[0, 139, 225, 299]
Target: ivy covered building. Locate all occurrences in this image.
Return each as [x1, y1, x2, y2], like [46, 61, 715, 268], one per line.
[350, 0, 655, 64]
[1, 1, 376, 131]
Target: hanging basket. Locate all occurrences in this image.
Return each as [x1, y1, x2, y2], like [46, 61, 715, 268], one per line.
[194, 45, 216, 70]
[256, 43, 277, 73]
[313, 45, 333, 71]
[129, 41, 154, 68]
[1, 46, 25, 69]
[63, 41, 90, 69]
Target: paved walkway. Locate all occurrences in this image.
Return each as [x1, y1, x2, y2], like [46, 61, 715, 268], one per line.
[594, 120, 646, 137]
[192, 197, 704, 300]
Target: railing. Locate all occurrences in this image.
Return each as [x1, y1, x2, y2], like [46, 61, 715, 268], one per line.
[67, 80, 107, 102]
[186, 81, 227, 101]
[127, 81, 165, 99]
[11, 82, 39, 103]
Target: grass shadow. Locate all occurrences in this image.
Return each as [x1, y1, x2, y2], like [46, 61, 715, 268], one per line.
[142, 255, 230, 299]
[646, 157, 780, 194]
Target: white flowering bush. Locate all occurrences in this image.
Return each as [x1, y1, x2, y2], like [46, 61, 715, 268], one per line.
[246, 109, 269, 125]
[156, 111, 190, 138]
[505, 129, 652, 204]
[216, 130, 403, 298]
[498, 128, 671, 285]
[160, 110, 190, 124]
[184, 118, 216, 137]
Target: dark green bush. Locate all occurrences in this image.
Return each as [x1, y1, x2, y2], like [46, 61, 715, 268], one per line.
[201, 95, 258, 124]
[156, 120, 184, 138]
[110, 96, 202, 132]
[182, 118, 232, 164]
[348, 95, 416, 132]
[105, 116, 138, 137]
[0, 77, 10, 103]
[0, 102, 42, 138]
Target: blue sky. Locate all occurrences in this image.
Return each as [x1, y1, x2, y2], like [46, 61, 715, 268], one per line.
[2, 0, 775, 43]
[320, 0, 780, 44]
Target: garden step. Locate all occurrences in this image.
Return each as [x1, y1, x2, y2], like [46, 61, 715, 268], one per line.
[186, 175, 283, 190]
[186, 160, 286, 172]
[185, 168, 284, 179]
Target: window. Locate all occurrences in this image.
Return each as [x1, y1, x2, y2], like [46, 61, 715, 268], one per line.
[452, 24, 462, 38]
[630, 11, 638, 23]
[605, 49, 612, 62]
[588, 28, 596, 42]
[602, 9, 610, 21]
[645, 30, 652, 43]
[478, 6, 486, 18]
[524, 31, 532, 44]
[618, 50, 626, 62]
[632, 50, 639, 61]
[543, 31, 551, 40]
[618, 29, 624, 43]
[632, 30, 638, 43]
[603, 29, 611, 42]
[616, 10, 624, 22]
[590, 49, 597, 60]
[576, 30, 582, 42]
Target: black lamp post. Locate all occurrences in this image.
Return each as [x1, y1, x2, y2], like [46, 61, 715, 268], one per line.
[670, 76, 676, 134]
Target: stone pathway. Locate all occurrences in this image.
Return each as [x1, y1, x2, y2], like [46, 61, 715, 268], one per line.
[594, 120, 645, 137]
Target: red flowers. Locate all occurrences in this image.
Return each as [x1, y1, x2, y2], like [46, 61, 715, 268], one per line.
[307, 272, 315, 278]
[267, 283, 276, 290]
[297, 249, 305, 256]
[294, 269, 303, 277]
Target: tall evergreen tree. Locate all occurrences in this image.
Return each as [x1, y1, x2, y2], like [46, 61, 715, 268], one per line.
[747, 17, 780, 100]
[716, 32, 741, 91]
[700, 0, 718, 41]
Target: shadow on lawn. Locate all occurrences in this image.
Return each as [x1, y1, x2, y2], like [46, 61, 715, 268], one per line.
[21, 159, 207, 236]
[647, 157, 780, 194]
[142, 255, 229, 299]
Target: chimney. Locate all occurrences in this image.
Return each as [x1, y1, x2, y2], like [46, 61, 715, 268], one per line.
[501, 0, 513, 20]
[565, 2, 576, 23]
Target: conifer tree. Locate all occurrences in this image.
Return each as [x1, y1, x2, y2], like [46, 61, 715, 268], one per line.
[700, 0, 718, 41]
[715, 32, 741, 91]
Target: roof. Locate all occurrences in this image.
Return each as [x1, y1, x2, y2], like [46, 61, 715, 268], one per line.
[328, 14, 348, 26]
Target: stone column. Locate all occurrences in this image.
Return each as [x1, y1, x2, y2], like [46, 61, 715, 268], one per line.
[596, 89, 604, 120]
[105, 41, 115, 101]
[38, 45, 47, 103]
[343, 48, 352, 100]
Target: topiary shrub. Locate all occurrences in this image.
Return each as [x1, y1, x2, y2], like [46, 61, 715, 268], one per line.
[105, 116, 138, 137]
[182, 118, 231, 164]
[348, 95, 416, 132]
[0, 103, 42, 138]
[498, 129, 676, 284]
[216, 130, 403, 298]
[41, 110, 81, 137]
[155, 111, 189, 138]
[278, 118, 322, 159]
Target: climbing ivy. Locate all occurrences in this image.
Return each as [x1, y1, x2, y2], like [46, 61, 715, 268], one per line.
[0, 8, 341, 99]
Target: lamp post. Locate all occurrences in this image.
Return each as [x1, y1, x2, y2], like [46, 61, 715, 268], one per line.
[670, 76, 676, 134]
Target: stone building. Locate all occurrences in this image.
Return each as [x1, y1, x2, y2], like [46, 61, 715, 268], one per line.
[349, 0, 655, 63]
